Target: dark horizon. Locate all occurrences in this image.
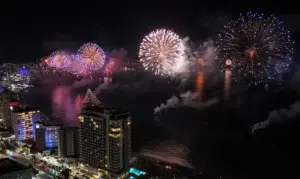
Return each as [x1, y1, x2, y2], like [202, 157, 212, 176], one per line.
[1, 1, 300, 63]
[1, 2, 300, 177]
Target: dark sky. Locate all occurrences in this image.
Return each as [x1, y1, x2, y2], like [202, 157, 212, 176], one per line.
[0, 0, 299, 63]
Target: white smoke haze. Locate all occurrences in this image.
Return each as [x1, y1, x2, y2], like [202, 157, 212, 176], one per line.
[199, 39, 218, 72]
[93, 77, 112, 96]
[71, 78, 94, 88]
[93, 83, 108, 96]
[180, 38, 218, 75]
[110, 48, 127, 59]
[252, 101, 300, 133]
[170, 37, 191, 76]
[251, 120, 271, 134]
[154, 91, 218, 114]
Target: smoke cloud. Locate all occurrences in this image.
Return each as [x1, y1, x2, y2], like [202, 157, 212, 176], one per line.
[252, 101, 300, 133]
[154, 91, 218, 114]
[198, 39, 218, 73]
[71, 78, 94, 88]
[93, 77, 113, 96]
[182, 39, 218, 75]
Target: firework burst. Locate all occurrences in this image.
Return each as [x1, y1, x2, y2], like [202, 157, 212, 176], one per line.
[139, 29, 186, 76]
[66, 54, 84, 75]
[49, 51, 71, 69]
[78, 43, 106, 74]
[217, 12, 294, 85]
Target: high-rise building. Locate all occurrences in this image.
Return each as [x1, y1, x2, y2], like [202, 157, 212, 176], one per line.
[58, 127, 79, 158]
[35, 122, 60, 151]
[0, 95, 12, 129]
[12, 108, 40, 142]
[0, 91, 20, 129]
[105, 108, 132, 179]
[78, 89, 131, 179]
[0, 158, 33, 179]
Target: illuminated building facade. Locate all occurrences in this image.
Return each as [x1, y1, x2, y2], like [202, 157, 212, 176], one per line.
[105, 109, 131, 179]
[12, 108, 40, 142]
[79, 106, 107, 168]
[78, 89, 131, 179]
[35, 122, 60, 151]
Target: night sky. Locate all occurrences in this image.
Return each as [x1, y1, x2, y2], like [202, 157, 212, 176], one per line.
[1, 0, 299, 63]
[2, 2, 300, 178]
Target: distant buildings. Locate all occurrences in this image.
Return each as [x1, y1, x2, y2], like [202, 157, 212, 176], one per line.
[1, 72, 33, 93]
[0, 158, 32, 179]
[0, 97, 11, 128]
[58, 127, 79, 158]
[12, 108, 40, 142]
[0, 91, 17, 129]
[78, 89, 132, 179]
[35, 121, 60, 151]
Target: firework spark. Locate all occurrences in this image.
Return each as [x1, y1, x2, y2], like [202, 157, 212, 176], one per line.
[67, 54, 84, 75]
[49, 51, 71, 69]
[139, 29, 186, 76]
[78, 43, 106, 74]
[217, 12, 294, 85]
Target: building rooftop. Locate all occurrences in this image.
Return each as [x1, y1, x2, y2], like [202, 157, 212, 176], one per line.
[0, 158, 31, 175]
[104, 108, 129, 115]
[35, 121, 60, 128]
[81, 105, 104, 112]
[81, 89, 101, 107]
[104, 108, 130, 120]
[80, 107, 130, 120]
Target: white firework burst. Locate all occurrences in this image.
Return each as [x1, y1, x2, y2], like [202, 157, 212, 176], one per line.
[139, 29, 186, 76]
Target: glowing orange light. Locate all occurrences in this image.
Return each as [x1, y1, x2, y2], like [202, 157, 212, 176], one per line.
[247, 49, 256, 59]
[196, 71, 204, 100]
[224, 69, 232, 100]
[44, 58, 50, 64]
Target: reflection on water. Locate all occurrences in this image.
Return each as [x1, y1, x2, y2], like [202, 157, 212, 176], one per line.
[22, 85, 84, 126]
[52, 86, 84, 126]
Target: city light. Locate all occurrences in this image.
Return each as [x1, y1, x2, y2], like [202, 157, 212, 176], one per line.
[129, 168, 146, 176]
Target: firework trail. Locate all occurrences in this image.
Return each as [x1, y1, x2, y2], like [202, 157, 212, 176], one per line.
[139, 29, 187, 76]
[224, 59, 232, 100]
[196, 71, 204, 100]
[217, 12, 294, 85]
[224, 69, 232, 100]
[194, 57, 205, 100]
[193, 41, 218, 99]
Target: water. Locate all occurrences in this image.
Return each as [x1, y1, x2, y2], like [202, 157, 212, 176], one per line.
[21, 85, 85, 126]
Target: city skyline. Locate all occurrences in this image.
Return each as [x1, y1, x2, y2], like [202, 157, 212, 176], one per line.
[1, 1, 300, 179]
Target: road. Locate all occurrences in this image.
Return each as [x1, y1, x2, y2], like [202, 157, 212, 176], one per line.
[4, 149, 98, 179]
